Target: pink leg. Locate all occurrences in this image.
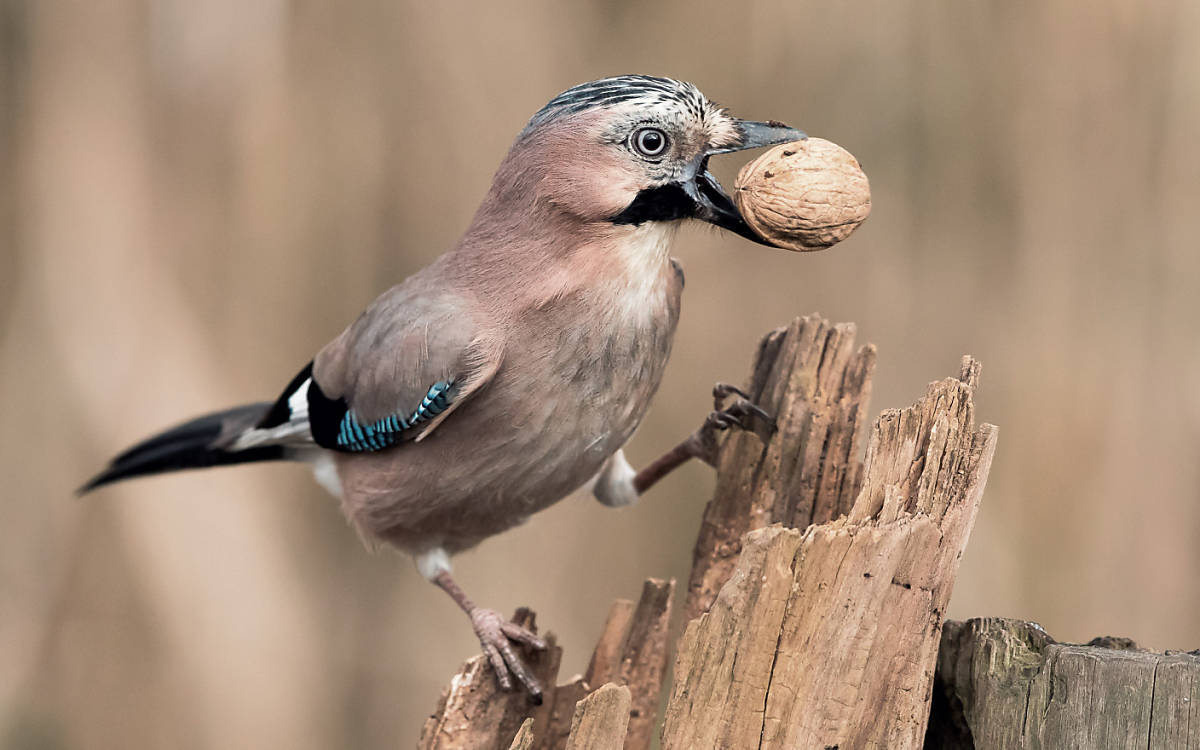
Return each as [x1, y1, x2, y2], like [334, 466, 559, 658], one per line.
[633, 383, 774, 495]
[431, 570, 547, 702]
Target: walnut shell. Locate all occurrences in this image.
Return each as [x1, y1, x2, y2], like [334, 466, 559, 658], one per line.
[733, 138, 871, 251]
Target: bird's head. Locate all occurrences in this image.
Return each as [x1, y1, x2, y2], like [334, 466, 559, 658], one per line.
[479, 75, 804, 246]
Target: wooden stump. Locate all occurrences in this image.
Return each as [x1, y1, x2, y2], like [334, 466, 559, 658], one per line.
[418, 609, 561, 750]
[419, 582, 673, 750]
[686, 315, 876, 620]
[537, 579, 673, 750]
[926, 618, 1200, 750]
[663, 334, 997, 749]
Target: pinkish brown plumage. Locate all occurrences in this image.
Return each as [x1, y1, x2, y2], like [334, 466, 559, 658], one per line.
[81, 75, 802, 699]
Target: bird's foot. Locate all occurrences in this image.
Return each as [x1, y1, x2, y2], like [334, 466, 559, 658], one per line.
[469, 607, 547, 703]
[687, 383, 776, 466]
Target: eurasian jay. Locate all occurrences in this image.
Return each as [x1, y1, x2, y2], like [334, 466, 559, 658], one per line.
[82, 75, 802, 699]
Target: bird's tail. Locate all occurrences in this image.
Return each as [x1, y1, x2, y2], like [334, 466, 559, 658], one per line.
[79, 403, 287, 494]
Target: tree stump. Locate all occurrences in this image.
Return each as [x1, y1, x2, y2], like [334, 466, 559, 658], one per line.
[418, 582, 673, 750]
[417, 609, 561, 750]
[926, 618, 1200, 750]
[686, 316, 876, 620]
[662, 330, 997, 749]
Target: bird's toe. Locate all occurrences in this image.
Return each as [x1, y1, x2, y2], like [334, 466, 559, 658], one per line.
[469, 607, 545, 702]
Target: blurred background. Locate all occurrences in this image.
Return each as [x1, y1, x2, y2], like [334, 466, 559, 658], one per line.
[2, 0, 1199, 747]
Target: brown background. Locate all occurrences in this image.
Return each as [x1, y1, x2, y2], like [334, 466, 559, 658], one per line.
[2, 1, 1198, 747]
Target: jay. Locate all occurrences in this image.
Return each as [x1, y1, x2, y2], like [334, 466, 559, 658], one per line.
[82, 75, 803, 700]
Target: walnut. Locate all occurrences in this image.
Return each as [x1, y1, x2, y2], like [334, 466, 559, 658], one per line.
[733, 138, 871, 252]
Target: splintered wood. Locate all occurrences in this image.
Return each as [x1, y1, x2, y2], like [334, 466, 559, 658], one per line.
[540, 579, 673, 750]
[663, 326, 997, 749]
[507, 720, 536, 750]
[562, 684, 632, 750]
[581, 580, 673, 750]
[418, 609, 561, 750]
[687, 315, 876, 619]
[418, 581, 673, 750]
[926, 618, 1200, 750]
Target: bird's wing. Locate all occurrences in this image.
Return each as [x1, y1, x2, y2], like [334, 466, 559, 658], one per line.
[230, 281, 499, 454]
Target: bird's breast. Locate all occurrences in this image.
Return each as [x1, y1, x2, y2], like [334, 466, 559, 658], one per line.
[499, 240, 682, 489]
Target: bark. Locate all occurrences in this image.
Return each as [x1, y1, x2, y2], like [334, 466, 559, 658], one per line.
[926, 618, 1200, 750]
[417, 314, 1200, 749]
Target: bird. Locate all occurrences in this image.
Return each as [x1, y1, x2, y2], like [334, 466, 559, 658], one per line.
[81, 75, 802, 701]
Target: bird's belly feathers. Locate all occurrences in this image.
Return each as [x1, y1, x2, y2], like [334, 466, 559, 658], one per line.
[335, 260, 683, 554]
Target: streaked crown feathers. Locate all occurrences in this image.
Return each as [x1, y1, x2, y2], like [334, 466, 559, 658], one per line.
[522, 75, 741, 151]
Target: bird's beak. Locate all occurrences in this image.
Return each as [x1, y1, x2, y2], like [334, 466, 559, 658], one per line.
[690, 119, 806, 246]
[711, 120, 807, 155]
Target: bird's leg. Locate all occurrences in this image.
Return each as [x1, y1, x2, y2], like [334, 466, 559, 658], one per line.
[632, 383, 775, 495]
[430, 569, 547, 702]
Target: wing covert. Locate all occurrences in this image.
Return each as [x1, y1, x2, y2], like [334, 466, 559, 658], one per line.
[307, 278, 500, 453]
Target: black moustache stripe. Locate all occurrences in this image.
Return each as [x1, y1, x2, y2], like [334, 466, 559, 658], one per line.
[609, 183, 696, 225]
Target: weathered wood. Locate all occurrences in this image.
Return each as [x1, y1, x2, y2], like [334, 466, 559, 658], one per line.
[537, 678, 589, 750]
[926, 618, 1200, 750]
[583, 600, 635, 687]
[535, 599, 637, 750]
[598, 579, 673, 750]
[663, 351, 997, 749]
[422, 580, 673, 750]
[507, 719, 536, 750]
[548, 579, 673, 750]
[686, 314, 876, 620]
[418, 610, 561, 750]
[563, 684, 632, 750]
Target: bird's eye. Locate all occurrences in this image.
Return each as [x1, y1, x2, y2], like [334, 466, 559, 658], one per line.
[631, 127, 668, 158]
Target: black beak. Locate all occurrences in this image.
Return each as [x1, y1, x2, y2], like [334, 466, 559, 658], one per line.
[685, 162, 768, 245]
[690, 119, 806, 246]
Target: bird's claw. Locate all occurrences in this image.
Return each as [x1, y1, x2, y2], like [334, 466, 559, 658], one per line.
[686, 384, 776, 466]
[709, 383, 776, 444]
[712, 382, 751, 407]
[469, 607, 546, 703]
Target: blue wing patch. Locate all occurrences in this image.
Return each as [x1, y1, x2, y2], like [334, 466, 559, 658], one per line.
[335, 380, 455, 453]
